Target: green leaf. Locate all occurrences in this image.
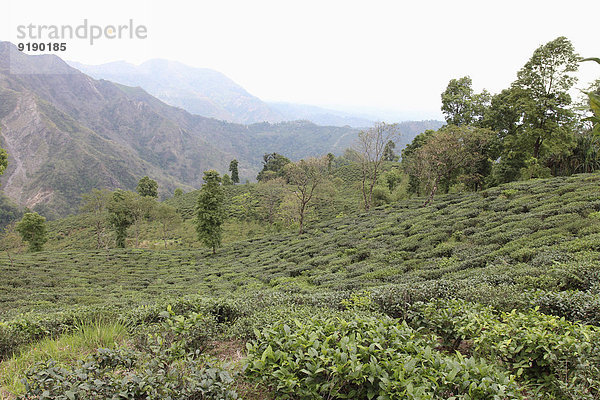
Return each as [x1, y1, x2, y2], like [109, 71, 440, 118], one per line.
[581, 57, 600, 65]
[589, 92, 600, 115]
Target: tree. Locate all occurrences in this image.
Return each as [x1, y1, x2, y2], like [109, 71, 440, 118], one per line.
[405, 131, 463, 206]
[381, 167, 404, 192]
[441, 76, 490, 126]
[257, 153, 291, 182]
[222, 174, 233, 186]
[107, 190, 135, 248]
[401, 130, 436, 195]
[229, 159, 240, 184]
[356, 122, 401, 211]
[80, 189, 111, 249]
[15, 212, 47, 252]
[482, 88, 527, 184]
[173, 188, 184, 197]
[382, 140, 399, 162]
[129, 194, 156, 247]
[152, 203, 181, 249]
[136, 176, 158, 198]
[482, 38, 580, 184]
[195, 170, 225, 254]
[452, 125, 499, 191]
[284, 156, 328, 234]
[258, 177, 285, 225]
[511, 37, 579, 160]
[582, 58, 600, 135]
[404, 126, 496, 205]
[0, 146, 6, 179]
[547, 133, 600, 175]
[326, 153, 335, 173]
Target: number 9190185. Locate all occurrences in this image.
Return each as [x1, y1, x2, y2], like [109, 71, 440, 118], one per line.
[17, 43, 67, 52]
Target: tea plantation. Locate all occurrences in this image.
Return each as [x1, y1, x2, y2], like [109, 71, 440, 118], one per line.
[2, 173, 600, 399]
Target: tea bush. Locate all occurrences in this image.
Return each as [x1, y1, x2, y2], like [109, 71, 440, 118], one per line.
[245, 316, 522, 399]
[19, 349, 238, 400]
[3, 173, 600, 399]
[532, 290, 600, 325]
[412, 299, 600, 399]
[18, 307, 238, 400]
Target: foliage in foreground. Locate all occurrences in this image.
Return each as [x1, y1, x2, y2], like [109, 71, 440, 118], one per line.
[17, 309, 238, 400]
[413, 299, 600, 399]
[19, 349, 237, 400]
[245, 316, 521, 399]
[0, 322, 127, 395]
[4, 293, 600, 400]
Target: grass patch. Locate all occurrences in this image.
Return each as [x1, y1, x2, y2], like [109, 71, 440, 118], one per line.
[0, 321, 128, 397]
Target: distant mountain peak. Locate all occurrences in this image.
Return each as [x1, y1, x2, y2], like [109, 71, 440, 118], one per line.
[67, 58, 284, 124]
[1, 41, 78, 75]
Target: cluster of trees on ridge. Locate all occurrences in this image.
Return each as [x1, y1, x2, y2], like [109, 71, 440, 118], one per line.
[403, 37, 600, 205]
[2, 37, 600, 254]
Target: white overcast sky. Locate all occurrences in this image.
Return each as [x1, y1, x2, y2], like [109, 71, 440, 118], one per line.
[2, 0, 599, 120]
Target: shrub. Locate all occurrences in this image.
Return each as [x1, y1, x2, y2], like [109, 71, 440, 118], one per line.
[412, 299, 600, 398]
[20, 349, 238, 400]
[245, 315, 521, 399]
[135, 305, 219, 359]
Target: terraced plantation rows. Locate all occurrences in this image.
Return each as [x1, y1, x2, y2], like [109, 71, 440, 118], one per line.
[2, 173, 600, 399]
[2, 173, 599, 317]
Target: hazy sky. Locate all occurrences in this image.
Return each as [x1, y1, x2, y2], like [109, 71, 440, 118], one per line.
[2, 0, 599, 120]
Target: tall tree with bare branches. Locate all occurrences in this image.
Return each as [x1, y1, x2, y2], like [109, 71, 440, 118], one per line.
[284, 156, 328, 234]
[80, 189, 112, 249]
[356, 122, 401, 211]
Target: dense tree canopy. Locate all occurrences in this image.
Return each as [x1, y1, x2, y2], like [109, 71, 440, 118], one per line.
[404, 125, 496, 204]
[195, 170, 225, 254]
[16, 212, 48, 252]
[136, 176, 159, 198]
[229, 159, 240, 184]
[480, 37, 580, 184]
[107, 190, 135, 248]
[441, 76, 490, 126]
[406, 37, 590, 193]
[511, 36, 579, 160]
[257, 153, 291, 182]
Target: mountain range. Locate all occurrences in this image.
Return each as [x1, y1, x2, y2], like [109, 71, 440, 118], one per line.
[68, 59, 285, 125]
[70, 59, 385, 128]
[0, 42, 442, 218]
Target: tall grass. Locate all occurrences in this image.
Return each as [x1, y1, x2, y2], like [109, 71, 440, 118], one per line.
[0, 320, 128, 397]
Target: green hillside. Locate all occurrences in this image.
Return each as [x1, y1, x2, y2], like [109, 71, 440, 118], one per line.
[2, 174, 600, 398]
[2, 162, 378, 253]
[2, 172, 599, 315]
